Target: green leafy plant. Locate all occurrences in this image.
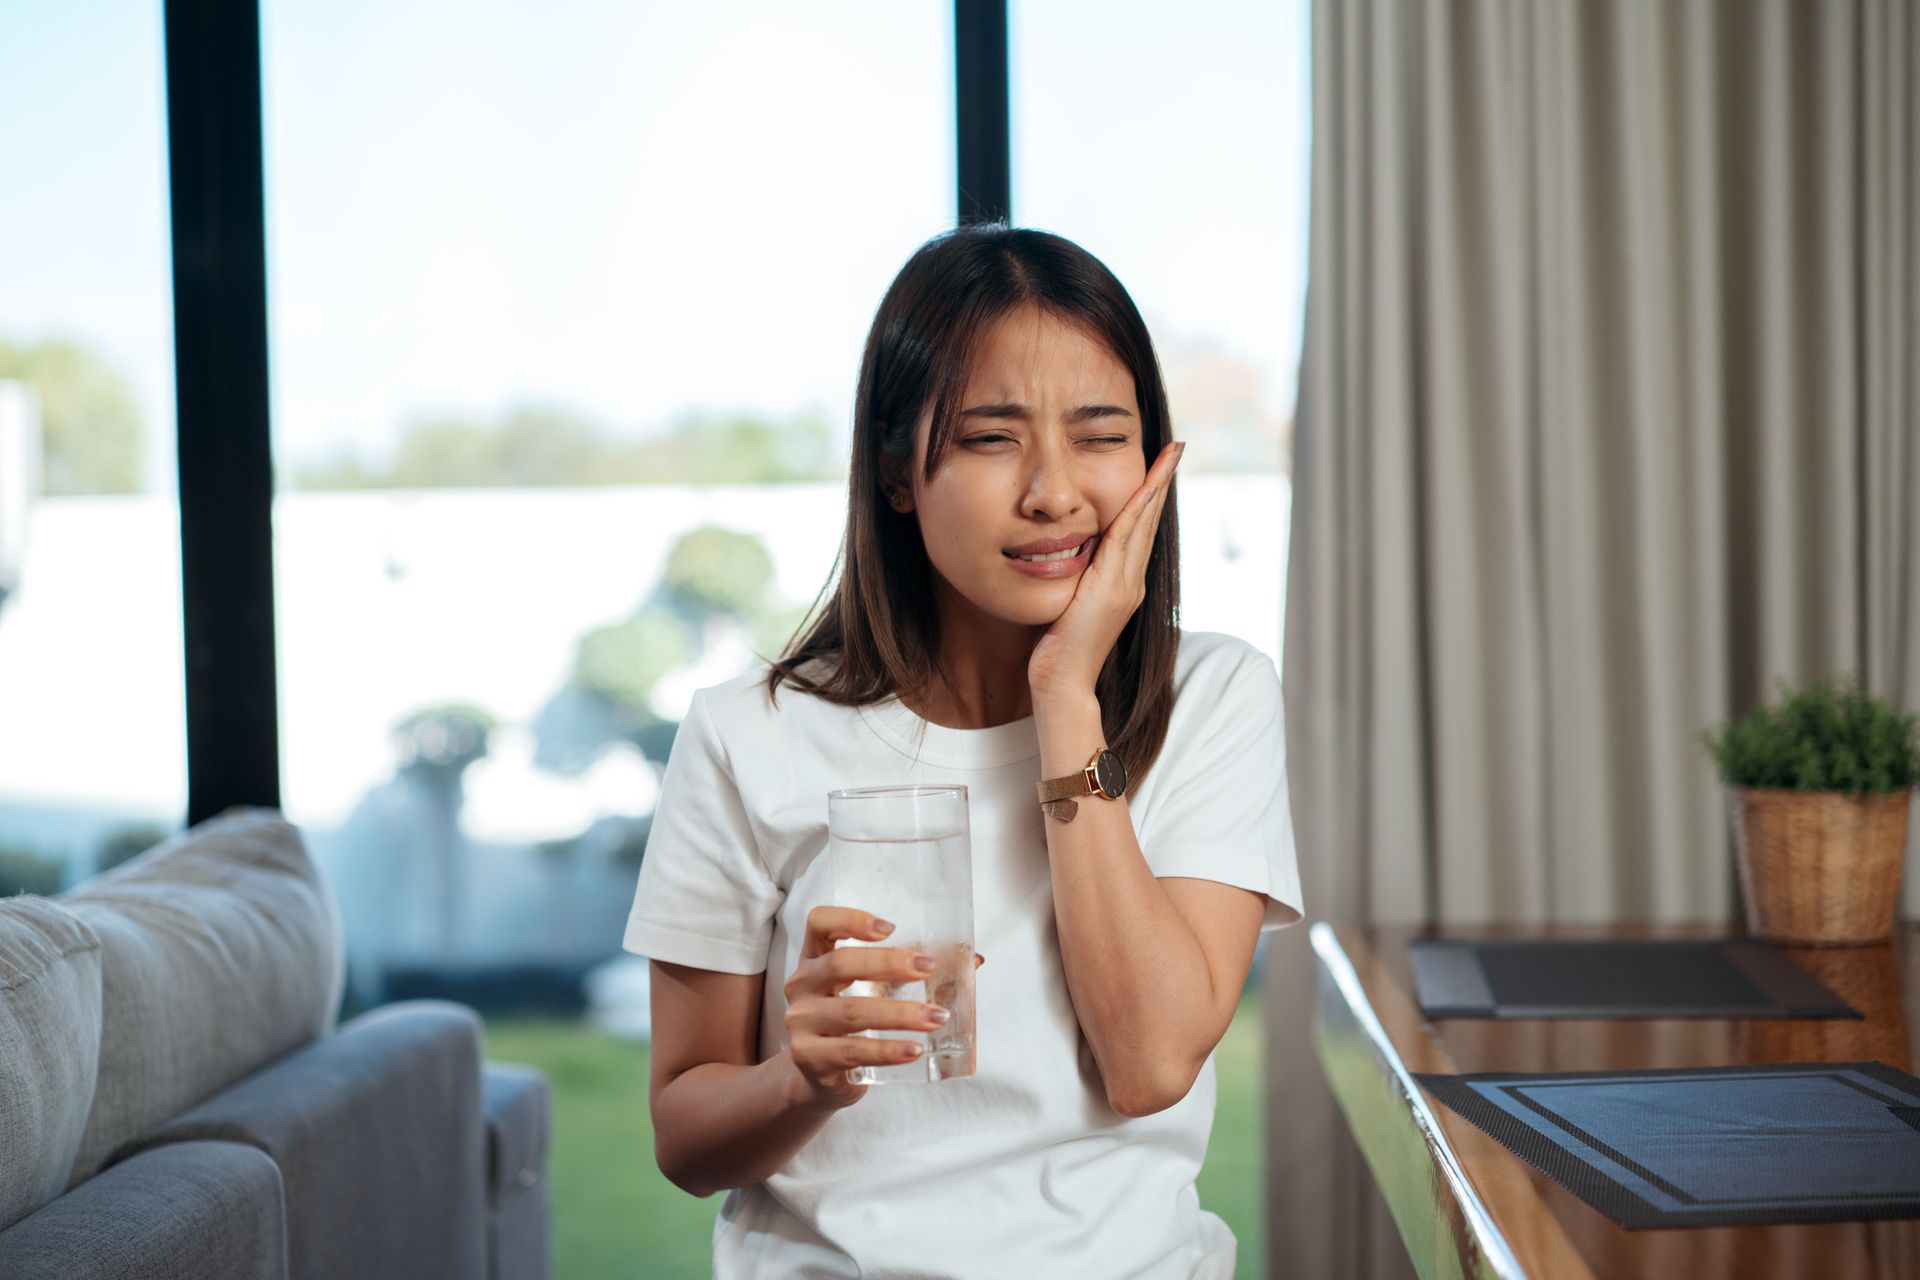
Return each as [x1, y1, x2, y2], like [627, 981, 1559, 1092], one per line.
[1702, 675, 1920, 795]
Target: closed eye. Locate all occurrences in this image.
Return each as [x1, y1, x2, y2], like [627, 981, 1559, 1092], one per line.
[960, 433, 1133, 448]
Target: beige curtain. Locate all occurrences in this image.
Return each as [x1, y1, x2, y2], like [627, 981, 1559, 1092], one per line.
[1267, 2, 1917, 1277]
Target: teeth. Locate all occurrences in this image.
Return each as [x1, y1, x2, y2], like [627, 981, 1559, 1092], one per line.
[1014, 540, 1089, 563]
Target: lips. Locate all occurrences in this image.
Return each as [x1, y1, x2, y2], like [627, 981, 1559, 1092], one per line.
[1003, 534, 1098, 560]
[1006, 537, 1098, 564]
[1002, 535, 1097, 578]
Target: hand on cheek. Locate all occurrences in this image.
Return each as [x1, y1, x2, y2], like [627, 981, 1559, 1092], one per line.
[1026, 441, 1184, 701]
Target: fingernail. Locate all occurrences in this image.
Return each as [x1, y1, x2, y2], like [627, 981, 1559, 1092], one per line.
[912, 955, 936, 973]
[901, 1043, 923, 1058]
[871, 918, 894, 935]
[926, 1006, 950, 1024]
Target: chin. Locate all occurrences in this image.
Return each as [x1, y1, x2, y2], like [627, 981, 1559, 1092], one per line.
[931, 558, 1080, 630]
[977, 582, 1076, 628]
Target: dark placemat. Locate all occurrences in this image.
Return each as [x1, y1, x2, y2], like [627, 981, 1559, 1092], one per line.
[1417, 1061, 1920, 1229]
[1408, 938, 1862, 1020]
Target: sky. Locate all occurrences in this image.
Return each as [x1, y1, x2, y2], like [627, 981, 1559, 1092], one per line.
[0, 0, 1308, 494]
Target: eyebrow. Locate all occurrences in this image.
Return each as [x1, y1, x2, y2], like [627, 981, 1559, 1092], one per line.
[958, 403, 1135, 423]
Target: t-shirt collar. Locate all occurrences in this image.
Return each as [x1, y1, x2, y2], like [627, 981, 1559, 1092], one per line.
[856, 695, 1042, 770]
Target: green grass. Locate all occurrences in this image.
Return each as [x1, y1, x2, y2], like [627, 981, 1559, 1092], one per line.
[484, 992, 1262, 1279]
[1197, 992, 1265, 1278]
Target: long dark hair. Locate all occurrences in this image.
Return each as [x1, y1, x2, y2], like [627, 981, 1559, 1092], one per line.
[764, 223, 1181, 786]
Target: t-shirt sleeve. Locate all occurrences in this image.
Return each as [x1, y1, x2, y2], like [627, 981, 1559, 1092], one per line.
[1141, 647, 1304, 931]
[622, 687, 785, 974]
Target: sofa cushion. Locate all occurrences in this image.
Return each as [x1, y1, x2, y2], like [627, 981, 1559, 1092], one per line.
[0, 1141, 289, 1280]
[63, 807, 345, 1185]
[0, 895, 102, 1231]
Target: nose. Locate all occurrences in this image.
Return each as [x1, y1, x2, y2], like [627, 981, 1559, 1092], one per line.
[1016, 435, 1085, 521]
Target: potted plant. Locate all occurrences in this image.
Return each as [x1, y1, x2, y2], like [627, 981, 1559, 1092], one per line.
[1702, 675, 1919, 945]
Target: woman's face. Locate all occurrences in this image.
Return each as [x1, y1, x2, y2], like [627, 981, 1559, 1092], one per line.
[903, 303, 1147, 629]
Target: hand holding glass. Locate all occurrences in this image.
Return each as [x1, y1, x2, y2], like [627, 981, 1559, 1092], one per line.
[827, 784, 977, 1084]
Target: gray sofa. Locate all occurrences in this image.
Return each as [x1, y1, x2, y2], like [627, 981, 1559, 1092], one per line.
[0, 807, 551, 1280]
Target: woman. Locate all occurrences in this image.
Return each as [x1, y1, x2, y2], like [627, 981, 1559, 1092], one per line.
[624, 223, 1302, 1279]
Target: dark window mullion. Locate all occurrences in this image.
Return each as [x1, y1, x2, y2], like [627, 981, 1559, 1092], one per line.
[165, 0, 280, 825]
[955, 0, 1011, 225]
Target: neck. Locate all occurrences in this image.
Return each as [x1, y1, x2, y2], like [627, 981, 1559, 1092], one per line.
[903, 579, 1043, 729]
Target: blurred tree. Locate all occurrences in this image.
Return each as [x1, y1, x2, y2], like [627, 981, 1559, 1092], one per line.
[287, 404, 839, 489]
[392, 702, 497, 953]
[663, 526, 775, 619]
[0, 845, 63, 897]
[387, 405, 607, 488]
[385, 418, 509, 488]
[748, 599, 817, 664]
[564, 523, 788, 768]
[283, 452, 382, 490]
[573, 608, 692, 727]
[644, 409, 837, 484]
[0, 337, 145, 494]
[94, 823, 174, 877]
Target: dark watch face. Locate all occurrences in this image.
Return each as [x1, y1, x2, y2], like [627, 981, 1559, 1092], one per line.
[1092, 749, 1128, 799]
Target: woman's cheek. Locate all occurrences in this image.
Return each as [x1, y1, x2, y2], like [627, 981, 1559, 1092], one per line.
[928, 522, 980, 585]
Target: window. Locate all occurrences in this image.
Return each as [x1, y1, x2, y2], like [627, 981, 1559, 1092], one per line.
[0, 2, 185, 891]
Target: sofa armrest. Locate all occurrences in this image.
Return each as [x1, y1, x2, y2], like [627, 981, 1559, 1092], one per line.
[482, 1064, 551, 1280]
[0, 1141, 287, 1280]
[135, 1000, 486, 1280]
[483, 1064, 550, 1206]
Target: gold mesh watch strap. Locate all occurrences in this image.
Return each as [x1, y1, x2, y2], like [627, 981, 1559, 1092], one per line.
[1036, 762, 1095, 823]
[1036, 773, 1092, 803]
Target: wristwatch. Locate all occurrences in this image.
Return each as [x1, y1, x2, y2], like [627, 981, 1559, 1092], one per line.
[1036, 748, 1129, 823]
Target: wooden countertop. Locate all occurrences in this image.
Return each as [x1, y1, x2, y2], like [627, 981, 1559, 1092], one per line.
[1309, 920, 1920, 1280]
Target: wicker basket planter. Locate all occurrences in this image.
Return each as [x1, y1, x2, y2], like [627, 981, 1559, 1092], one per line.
[1729, 787, 1913, 945]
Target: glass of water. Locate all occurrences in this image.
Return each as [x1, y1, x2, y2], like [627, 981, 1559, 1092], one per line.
[827, 784, 976, 1085]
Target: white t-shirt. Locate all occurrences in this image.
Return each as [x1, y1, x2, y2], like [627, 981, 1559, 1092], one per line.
[624, 629, 1304, 1280]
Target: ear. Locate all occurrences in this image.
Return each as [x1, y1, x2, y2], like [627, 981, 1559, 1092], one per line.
[876, 445, 916, 513]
